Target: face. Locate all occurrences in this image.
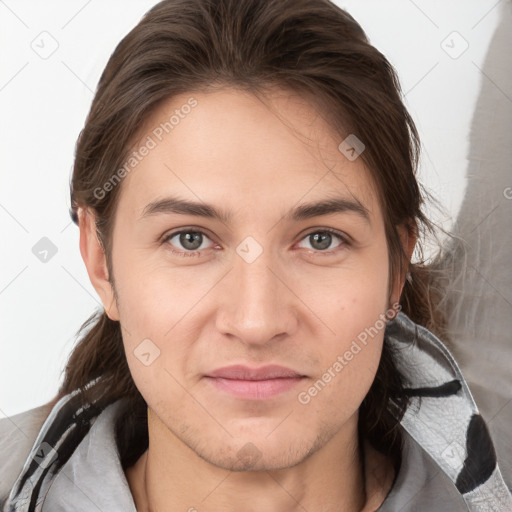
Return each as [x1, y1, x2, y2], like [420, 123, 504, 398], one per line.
[89, 87, 401, 471]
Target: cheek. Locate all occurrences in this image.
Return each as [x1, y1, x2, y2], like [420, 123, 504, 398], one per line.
[112, 261, 206, 406]
[295, 246, 389, 411]
[112, 247, 200, 334]
[296, 328, 384, 425]
[299, 246, 390, 344]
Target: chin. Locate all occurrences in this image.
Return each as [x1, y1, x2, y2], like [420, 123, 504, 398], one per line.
[196, 432, 319, 473]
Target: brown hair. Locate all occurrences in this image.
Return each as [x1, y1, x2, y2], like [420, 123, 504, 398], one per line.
[56, 0, 445, 470]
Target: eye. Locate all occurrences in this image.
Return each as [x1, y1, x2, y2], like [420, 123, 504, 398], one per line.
[297, 229, 349, 253]
[162, 230, 215, 255]
[161, 227, 350, 257]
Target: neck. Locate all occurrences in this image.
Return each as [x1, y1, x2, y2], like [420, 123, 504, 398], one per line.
[126, 409, 395, 512]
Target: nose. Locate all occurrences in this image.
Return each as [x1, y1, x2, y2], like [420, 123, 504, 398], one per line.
[215, 244, 298, 347]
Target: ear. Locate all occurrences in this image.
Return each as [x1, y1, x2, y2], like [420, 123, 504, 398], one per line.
[389, 223, 417, 308]
[78, 208, 120, 321]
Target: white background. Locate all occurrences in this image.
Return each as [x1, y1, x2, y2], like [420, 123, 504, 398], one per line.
[0, 0, 506, 416]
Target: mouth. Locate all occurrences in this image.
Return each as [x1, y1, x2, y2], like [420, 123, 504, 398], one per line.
[204, 364, 307, 400]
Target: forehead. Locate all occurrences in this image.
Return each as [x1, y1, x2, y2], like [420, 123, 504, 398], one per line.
[116, 87, 380, 222]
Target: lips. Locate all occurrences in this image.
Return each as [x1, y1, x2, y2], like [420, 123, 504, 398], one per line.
[204, 364, 306, 400]
[206, 364, 304, 380]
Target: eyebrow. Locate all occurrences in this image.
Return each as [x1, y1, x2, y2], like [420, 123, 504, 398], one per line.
[139, 195, 371, 225]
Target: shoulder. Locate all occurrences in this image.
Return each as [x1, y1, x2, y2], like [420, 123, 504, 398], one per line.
[0, 402, 54, 504]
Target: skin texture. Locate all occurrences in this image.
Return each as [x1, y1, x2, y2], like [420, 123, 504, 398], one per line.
[79, 87, 415, 511]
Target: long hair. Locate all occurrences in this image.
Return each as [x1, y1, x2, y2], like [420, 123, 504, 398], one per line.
[55, 0, 446, 470]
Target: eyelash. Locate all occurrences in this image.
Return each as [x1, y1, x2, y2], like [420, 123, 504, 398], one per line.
[161, 227, 351, 257]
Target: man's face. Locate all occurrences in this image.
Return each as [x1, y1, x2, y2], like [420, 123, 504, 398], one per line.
[104, 87, 395, 471]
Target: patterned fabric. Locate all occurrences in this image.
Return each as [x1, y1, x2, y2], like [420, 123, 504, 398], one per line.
[2, 312, 512, 511]
[1, 380, 109, 512]
[385, 315, 512, 511]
